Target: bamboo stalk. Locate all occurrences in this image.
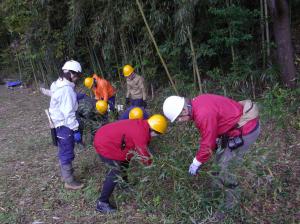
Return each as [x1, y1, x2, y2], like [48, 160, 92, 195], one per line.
[136, 0, 179, 95]
[120, 32, 128, 64]
[85, 37, 97, 75]
[113, 44, 123, 85]
[91, 38, 104, 75]
[29, 56, 39, 90]
[226, 0, 236, 65]
[38, 61, 47, 86]
[187, 27, 203, 94]
[264, 0, 270, 58]
[260, 0, 266, 69]
[16, 52, 22, 81]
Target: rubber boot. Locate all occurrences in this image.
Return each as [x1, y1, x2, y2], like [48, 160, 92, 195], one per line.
[60, 163, 84, 190]
[96, 200, 116, 213]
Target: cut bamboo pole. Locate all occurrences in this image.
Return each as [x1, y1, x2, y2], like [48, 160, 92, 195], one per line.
[136, 0, 179, 95]
[187, 27, 203, 94]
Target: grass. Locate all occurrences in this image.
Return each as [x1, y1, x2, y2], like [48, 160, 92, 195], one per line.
[0, 85, 299, 223]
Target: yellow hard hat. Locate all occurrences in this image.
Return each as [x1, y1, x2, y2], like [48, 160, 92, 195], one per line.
[123, 64, 134, 77]
[147, 114, 168, 134]
[84, 77, 94, 89]
[96, 100, 108, 115]
[129, 107, 144, 119]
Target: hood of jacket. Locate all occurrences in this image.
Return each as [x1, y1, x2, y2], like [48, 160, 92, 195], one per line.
[50, 78, 75, 93]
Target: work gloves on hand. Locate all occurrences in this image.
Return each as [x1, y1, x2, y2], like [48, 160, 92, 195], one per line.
[73, 130, 82, 143]
[188, 158, 202, 176]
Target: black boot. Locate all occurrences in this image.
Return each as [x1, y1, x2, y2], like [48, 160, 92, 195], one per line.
[96, 200, 116, 213]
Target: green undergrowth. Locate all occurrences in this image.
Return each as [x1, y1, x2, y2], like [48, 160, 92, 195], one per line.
[74, 86, 299, 223]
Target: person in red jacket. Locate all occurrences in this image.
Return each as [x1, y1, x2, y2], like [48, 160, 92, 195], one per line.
[93, 114, 168, 213]
[163, 94, 260, 216]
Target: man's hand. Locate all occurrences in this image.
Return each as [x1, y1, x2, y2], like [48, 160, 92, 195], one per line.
[188, 158, 202, 176]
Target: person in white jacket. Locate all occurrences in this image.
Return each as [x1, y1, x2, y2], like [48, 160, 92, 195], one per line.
[49, 60, 84, 190]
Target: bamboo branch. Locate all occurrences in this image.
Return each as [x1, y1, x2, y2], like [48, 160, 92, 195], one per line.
[136, 0, 179, 95]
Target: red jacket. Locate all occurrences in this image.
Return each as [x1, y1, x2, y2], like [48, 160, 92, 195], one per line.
[94, 119, 152, 165]
[191, 94, 258, 164]
[92, 74, 116, 101]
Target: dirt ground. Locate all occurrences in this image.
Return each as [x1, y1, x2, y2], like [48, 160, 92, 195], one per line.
[1, 84, 300, 224]
[0, 85, 149, 224]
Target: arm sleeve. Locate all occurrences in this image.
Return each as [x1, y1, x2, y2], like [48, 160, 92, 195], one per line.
[126, 82, 130, 98]
[40, 88, 52, 96]
[195, 114, 218, 164]
[140, 77, 147, 101]
[133, 138, 152, 166]
[59, 89, 79, 130]
[102, 81, 109, 102]
[92, 87, 100, 100]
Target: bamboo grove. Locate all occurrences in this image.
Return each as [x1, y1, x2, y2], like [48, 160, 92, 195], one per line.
[0, 0, 299, 96]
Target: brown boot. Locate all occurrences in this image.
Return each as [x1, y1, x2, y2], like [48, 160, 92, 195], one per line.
[64, 180, 84, 190]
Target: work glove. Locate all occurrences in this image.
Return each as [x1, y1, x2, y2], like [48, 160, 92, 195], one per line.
[40, 87, 52, 96]
[73, 130, 82, 143]
[188, 158, 202, 176]
[125, 98, 130, 106]
[141, 100, 147, 108]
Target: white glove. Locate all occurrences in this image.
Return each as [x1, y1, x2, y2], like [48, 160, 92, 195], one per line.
[188, 158, 202, 176]
[40, 87, 52, 96]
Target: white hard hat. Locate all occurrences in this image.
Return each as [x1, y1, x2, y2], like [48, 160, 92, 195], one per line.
[62, 60, 82, 73]
[163, 96, 185, 122]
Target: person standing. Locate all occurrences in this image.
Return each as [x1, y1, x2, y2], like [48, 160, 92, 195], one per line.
[123, 64, 147, 108]
[49, 60, 84, 190]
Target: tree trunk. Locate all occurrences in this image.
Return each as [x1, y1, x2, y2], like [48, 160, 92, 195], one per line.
[267, 0, 296, 88]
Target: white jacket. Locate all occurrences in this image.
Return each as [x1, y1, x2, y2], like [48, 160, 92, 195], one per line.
[49, 78, 79, 130]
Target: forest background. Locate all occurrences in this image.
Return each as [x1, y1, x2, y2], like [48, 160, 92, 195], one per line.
[0, 0, 299, 223]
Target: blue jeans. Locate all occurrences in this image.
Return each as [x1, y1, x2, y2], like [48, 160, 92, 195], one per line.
[98, 155, 129, 203]
[56, 126, 75, 165]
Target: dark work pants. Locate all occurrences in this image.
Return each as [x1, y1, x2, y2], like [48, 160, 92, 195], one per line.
[98, 155, 129, 203]
[130, 98, 144, 107]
